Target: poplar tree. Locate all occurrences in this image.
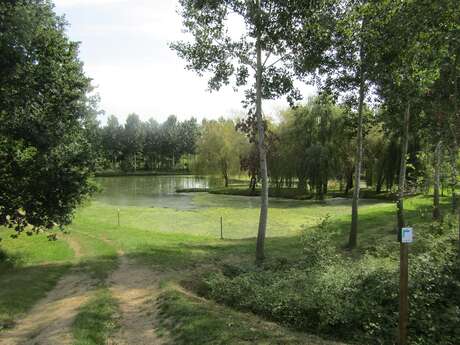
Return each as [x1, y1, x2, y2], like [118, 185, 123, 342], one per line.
[171, 0, 332, 262]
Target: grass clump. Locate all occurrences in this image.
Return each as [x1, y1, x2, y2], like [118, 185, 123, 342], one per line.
[72, 288, 119, 345]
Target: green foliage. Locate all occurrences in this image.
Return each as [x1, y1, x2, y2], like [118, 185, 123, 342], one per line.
[0, 0, 98, 233]
[301, 215, 337, 266]
[269, 97, 350, 197]
[100, 114, 200, 172]
[194, 119, 249, 186]
[202, 216, 460, 344]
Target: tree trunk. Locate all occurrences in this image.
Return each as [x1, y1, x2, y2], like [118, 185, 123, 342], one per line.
[433, 141, 442, 220]
[255, 21, 268, 264]
[397, 102, 410, 345]
[376, 157, 386, 193]
[345, 169, 353, 195]
[349, 66, 366, 249]
[451, 52, 460, 250]
[397, 103, 410, 230]
[297, 177, 307, 191]
[249, 176, 257, 192]
[449, 149, 457, 214]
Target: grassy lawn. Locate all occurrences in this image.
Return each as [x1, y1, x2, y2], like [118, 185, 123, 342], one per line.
[0, 191, 453, 343]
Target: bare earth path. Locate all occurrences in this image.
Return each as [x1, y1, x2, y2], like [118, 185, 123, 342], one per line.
[0, 236, 96, 345]
[0, 235, 169, 345]
[0, 272, 95, 345]
[107, 254, 167, 345]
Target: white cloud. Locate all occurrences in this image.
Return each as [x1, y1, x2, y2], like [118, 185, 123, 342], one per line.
[53, 0, 315, 124]
[54, 0, 128, 7]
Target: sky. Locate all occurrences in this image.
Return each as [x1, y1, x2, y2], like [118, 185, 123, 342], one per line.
[53, 0, 315, 124]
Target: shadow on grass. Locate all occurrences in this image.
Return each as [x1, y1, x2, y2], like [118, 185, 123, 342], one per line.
[0, 254, 119, 331]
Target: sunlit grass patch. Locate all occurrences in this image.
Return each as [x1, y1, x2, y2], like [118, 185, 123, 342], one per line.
[72, 288, 120, 345]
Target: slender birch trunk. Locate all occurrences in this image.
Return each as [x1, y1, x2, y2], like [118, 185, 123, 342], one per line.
[349, 66, 365, 249]
[255, 7, 268, 264]
[453, 53, 460, 249]
[433, 140, 442, 220]
[397, 103, 411, 229]
[449, 149, 457, 214]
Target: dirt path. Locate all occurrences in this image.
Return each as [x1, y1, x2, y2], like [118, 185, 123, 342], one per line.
[0, 235, 96, 345]
[0, 271, 95, 345]
[0, 235, 168, 345]
[64, 235, 84, 259]
[107, 255, 167, 345]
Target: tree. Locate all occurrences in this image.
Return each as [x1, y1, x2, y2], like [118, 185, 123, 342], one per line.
[102, 115, 123, 169]
[160, 115, 179, 169]
[0, 0, 97, 235]
[275, 97, 344, 199]
[368, 2, 456, 342]
[121, 113, 144, 171]
[316, 0, 382, 249]
[143, 118, 160, 170]
[195, 119, 249, 187]
[171, 0, 331, 262]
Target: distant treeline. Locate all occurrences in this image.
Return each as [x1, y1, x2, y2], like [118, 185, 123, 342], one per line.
[96, 96, 448, 199]
[97, 114, 199, 172]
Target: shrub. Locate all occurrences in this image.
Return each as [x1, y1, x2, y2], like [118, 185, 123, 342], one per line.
[201, 217, 460, 345]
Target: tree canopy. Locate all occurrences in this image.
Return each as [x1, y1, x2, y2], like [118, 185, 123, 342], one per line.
[0, 0, 98, 235]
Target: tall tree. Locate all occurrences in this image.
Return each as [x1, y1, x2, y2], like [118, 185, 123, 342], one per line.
[369, 1, 453, 342]
[171, 0, 331, 262]
[317, 0, 380, 249]
[143, 118, 160, 170]
[122, 113, 144, 171]
[0, 0, 97, 235]
[195, 119, 249, 187]
[102, 115, 123, 169]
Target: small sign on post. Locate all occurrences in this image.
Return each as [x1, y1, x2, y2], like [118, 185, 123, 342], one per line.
[401, 227, 413, 243]
[399, 226, 413, 345]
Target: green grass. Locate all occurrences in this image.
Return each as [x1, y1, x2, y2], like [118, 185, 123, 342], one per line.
[0, 190, 454, 343]
[0, 229, 75, 329]
[72, 288, 120, 345]
[0, 263, 70, 330]
[157, 286, 345, 345]
[0, 229, 74, 265]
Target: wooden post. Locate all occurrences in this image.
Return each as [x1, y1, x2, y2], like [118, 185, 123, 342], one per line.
[397, 102, 411, 345]
[220, 216, 223, 240]
[117, 208, 120, 227]
[399, 240, 409, 345]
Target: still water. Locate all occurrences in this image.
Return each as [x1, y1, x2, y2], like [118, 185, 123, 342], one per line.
[94, 175, 222, 208]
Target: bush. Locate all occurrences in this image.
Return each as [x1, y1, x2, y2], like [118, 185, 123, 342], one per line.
[201, 217, 460, 344]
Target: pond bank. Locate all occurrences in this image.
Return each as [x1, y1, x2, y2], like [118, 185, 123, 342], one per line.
[176, 186, 396, 201]
[95, 170, 190, 177]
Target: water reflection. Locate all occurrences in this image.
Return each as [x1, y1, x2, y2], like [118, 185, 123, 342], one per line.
[94, 175, 222, 208]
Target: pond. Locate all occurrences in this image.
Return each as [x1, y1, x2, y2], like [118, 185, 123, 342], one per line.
[94, 175, 223, 208]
